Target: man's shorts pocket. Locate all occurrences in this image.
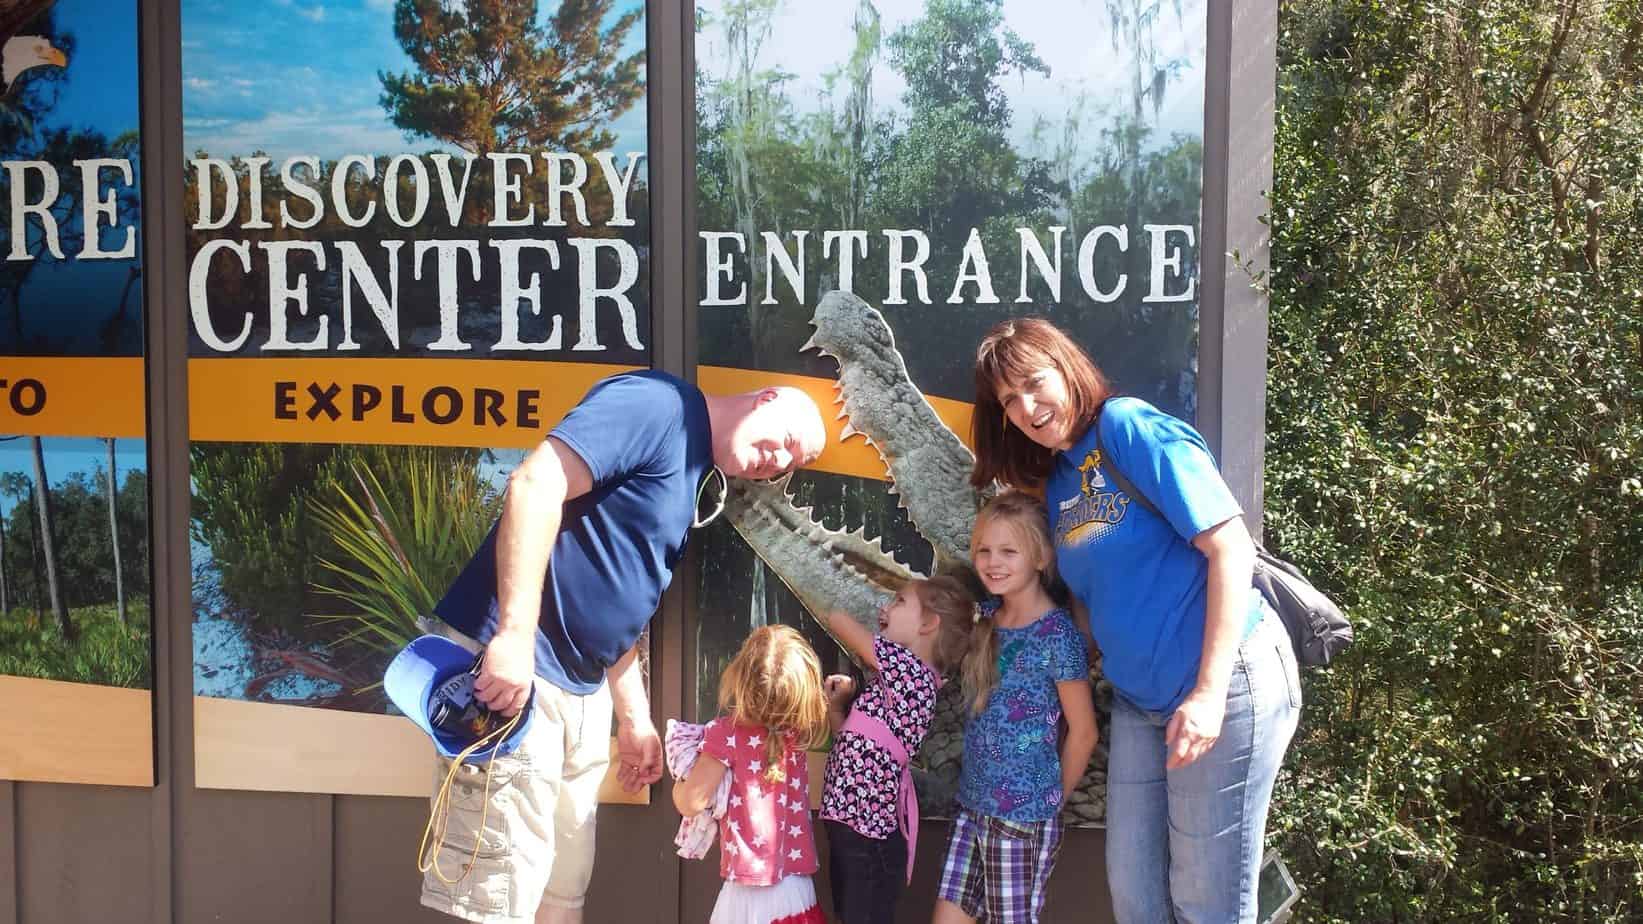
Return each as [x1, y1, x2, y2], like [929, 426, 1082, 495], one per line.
[421, 760, 520, 919]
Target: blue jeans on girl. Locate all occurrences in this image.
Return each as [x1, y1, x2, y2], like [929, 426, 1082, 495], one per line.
[824, 820, 905, 924]
[1104, 610, 1301, 923]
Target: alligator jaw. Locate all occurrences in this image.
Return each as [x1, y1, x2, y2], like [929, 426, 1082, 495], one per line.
[803, 291, 981, 571]
[724, 476, 914, 641]
[722, 292, 982, 649]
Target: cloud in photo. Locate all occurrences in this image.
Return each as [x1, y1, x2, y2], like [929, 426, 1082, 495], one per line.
[182, 0, 648, 161]
[186, 107, 437, 162]
[697, 0, 1207, 155]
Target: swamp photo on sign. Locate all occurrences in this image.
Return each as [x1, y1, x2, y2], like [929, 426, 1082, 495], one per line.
[181, 0, 650, 713]
[691, 0, 1208, 827]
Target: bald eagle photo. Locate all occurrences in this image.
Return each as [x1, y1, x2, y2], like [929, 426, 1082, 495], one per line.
[3, 33, 65, 89]
[1, 0, 65, 91]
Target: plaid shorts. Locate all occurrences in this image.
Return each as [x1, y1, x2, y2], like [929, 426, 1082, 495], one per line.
[936, 810, 1064, 923]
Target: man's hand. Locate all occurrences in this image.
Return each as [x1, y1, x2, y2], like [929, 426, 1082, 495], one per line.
[474, 631, 534, 717]
[615, 718, 662, 792]
[607, 642, 658, 791]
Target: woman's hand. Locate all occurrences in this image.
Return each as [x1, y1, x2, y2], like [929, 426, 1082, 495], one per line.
[1164, 686, 1226, 769]
[1171, 515, 1255, 770]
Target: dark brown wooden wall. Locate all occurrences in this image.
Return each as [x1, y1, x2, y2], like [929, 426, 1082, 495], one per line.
[0, 1, 1274, 921]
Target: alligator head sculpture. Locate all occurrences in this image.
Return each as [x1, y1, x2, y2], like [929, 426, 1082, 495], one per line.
[724, 290, 984, 628]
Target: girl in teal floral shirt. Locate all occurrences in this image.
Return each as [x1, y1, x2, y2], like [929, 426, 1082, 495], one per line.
[934, 491, 1098, 924]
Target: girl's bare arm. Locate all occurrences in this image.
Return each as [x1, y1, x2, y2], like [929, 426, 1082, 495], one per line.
[672, 753, 729, 816]
[1056, 679, 1098, 805]
[818, 610, 879, 670]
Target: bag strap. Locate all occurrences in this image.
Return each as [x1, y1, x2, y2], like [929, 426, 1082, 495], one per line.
[1096, 408, 1273, 559]
[1091, 408, 1162, 518]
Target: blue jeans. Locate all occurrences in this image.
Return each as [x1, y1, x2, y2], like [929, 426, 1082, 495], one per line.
[1105, 610, 1301, 924]
[825, 820, 905, 924]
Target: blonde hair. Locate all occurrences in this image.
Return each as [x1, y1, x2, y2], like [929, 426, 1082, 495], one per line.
[718, 624, 829, 777]
[908, 573, 978, 676]
[962, 490, 1058, 714]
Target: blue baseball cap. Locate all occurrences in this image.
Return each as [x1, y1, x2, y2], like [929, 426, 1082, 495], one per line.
[384, 634, 533, 762]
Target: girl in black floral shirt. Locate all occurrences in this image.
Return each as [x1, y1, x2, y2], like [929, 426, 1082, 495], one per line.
[816, 575, 974, 924]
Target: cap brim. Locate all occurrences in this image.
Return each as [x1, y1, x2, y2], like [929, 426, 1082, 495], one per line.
[384, 634, 532, 760]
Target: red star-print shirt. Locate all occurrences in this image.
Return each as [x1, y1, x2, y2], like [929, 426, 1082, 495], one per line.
[700, 718, 818, 886]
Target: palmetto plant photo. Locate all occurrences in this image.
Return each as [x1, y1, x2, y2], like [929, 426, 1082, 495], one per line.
[311, 448, 502, 657]
[189, 443, 505, 711]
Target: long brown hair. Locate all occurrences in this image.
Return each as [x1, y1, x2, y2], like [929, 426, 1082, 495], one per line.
[961, 491, 1058, 714]
[971, 317, 1111, 492]
[909, 573, 978, 675]
[718, 624, 829, 777]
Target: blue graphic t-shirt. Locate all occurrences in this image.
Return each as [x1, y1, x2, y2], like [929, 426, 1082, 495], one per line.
[434, 371, 714, 694]
[1048, 396, 1262, 714]
[956, 607, 1089, 822]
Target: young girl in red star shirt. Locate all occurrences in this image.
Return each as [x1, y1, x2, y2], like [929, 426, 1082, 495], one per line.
[673, 624, 830, 924]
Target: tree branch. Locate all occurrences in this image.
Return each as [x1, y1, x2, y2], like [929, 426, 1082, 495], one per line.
[1582, 11, 1642, 276]
[1518, 0, 1583, 235]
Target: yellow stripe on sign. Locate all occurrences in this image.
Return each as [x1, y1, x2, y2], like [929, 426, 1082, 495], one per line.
[187, 358, 640, 448]
[182, 358, 978, 475]
[697, 365, 976, 483]
[0, 357, 145, 438]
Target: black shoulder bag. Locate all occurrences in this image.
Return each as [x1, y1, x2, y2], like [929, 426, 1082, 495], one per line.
[1092, 419, 1353, 668]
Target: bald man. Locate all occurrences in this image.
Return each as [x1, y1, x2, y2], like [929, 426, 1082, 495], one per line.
[423, 369, 826, 924]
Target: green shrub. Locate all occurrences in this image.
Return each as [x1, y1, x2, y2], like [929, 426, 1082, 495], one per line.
[190, 443, 492, 633]
[1266, 1, 1643, 920]
[0, 601, 151, 688]
[310, 447, 502, 653]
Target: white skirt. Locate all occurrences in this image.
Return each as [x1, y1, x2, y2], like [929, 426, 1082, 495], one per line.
[709, 874, 818, 924]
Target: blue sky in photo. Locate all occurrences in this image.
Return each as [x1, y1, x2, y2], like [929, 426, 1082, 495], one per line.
[181, 0, 649, 162]
[34, 0, 141, 136]
[0, 437, 148, 517]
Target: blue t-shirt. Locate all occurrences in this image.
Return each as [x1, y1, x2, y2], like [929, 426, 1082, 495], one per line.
[1048, 396, 1261, 714]
[956, 607, 1088, 822]
[434, 370, 714, 694]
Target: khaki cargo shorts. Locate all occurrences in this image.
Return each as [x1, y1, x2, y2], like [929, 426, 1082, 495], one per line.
[420, 677, 613, 924]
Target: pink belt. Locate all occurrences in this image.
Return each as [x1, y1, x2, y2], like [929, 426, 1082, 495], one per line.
[840, 709, 919, 884]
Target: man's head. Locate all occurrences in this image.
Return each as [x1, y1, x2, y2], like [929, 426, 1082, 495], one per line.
[710, 386, 827, 480]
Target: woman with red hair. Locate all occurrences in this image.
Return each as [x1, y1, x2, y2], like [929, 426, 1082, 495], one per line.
[969, 317, 1300, 924]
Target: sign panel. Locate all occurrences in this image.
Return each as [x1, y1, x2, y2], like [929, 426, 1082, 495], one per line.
[693, 0, 1207, 826]
[0, 0, 152, 787]
[181, 0, 650, 796]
